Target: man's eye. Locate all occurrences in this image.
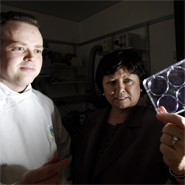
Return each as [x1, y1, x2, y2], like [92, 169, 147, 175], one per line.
[15, 47, 24, 51]
[35, 50, 42, 54]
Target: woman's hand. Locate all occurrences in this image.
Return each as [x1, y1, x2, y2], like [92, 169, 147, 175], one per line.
[156, 107, 185, 184]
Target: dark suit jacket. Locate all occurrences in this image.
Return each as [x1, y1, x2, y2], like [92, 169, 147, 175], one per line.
[72, 98, 176, 184]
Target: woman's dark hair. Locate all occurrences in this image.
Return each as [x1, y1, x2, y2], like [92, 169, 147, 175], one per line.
[95, 49, 146, 94]
[0, 11, 39, 38]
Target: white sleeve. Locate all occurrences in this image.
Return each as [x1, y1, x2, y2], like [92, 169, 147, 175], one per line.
[52, 104, 71, 184]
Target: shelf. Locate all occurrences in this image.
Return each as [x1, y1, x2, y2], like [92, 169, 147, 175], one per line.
[52, 94, 87, 104]
[42, 64, 84, 69]
[52, 94, 86, 99]
[52, 81, 85, 84]
[99, 38, 146, 56]
[98, 47, 132, 56]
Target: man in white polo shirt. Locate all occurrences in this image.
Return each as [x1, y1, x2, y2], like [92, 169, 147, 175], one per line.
[0, 11, 71, 184]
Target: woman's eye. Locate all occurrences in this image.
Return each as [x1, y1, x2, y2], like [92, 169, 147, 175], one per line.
[108, 81, 115, 85]
[124, 79, 132, 83]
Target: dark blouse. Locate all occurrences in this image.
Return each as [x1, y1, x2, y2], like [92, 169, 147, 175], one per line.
[95, 122, 121, 164]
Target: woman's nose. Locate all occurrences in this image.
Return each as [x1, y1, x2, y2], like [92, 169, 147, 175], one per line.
[116, 82, 125, 93]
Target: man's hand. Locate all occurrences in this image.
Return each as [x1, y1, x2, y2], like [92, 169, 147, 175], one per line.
[18, 156, 70, 184]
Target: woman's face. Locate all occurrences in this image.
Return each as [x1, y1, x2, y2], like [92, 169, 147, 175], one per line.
[102, 67, 141, 111]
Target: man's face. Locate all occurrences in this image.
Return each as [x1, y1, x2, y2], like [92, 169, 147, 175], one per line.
[0, 21, 43, 92]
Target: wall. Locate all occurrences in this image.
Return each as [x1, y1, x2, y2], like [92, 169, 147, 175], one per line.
[149, 19, 176, 74]
[1, 2, 177, 114]
[79, 1, 176, 76]
[1, 4, 79, 44]
[1, 2, 176, 75]
[79, 1, 174, 42]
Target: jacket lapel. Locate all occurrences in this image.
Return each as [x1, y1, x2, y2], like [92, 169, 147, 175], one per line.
[83, 107, 111, 182]
[93, 98, 146, 179]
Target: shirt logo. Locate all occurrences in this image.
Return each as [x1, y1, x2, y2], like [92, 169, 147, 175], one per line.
[49, 125, 54, 137]
[45, 125, 55, 142]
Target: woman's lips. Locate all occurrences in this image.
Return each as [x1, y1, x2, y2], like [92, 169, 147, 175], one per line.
[116, 97, 128, 100]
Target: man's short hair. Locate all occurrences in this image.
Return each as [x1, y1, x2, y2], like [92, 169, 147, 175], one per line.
[0, 11, 39, 38]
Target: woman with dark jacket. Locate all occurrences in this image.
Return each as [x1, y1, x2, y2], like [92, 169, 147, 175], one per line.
[72, 49, 185, 184]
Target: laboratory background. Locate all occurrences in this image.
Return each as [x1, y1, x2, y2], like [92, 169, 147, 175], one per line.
[1, 0, 184, 136]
